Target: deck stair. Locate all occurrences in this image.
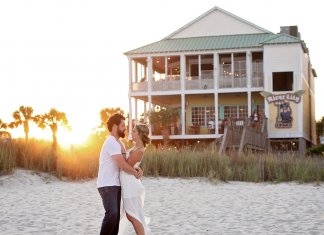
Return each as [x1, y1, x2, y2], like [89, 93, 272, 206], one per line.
[218, 117, 268, 155]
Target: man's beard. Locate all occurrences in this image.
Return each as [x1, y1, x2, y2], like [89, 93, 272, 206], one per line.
[117, 129, 125, 138]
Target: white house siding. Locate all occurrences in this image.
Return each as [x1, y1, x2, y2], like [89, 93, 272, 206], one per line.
[302, 53, 309, 84]
[264, 44, 303, 139]
[309, 71, 317, 145]
[170, 10, 265, 39]
[264, 44, 301, 76]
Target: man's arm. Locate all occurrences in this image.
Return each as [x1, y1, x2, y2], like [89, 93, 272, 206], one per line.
[126, 149, 144, 167]
[112, 154, 142, 179]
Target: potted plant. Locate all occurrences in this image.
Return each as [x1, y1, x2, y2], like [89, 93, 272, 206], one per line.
[149, 106, 179, 136]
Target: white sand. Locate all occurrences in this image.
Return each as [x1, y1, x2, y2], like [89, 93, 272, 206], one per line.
[1, 169, 324, 235]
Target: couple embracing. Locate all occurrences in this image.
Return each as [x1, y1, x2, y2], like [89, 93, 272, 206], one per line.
[97, 113, 150, 235]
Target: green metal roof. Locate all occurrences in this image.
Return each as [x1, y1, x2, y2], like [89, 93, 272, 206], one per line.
[124, 33, 302, 56]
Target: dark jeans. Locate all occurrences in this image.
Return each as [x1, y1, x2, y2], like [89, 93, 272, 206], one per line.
[98, 186, 121, 235]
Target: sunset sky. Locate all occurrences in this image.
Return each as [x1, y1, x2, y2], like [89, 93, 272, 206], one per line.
[0, 0, 323, 144]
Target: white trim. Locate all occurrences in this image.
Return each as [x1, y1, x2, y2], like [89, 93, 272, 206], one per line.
[268, 132, 303, 138]
[150, 134, 223, 140]
[129, 86, 265, 97]
[128, 48, 265, 58]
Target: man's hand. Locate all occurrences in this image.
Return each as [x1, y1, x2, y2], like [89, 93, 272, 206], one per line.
[134, 167, 143, 179]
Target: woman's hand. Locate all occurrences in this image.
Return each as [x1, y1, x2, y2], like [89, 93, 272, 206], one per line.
[134, 167, 143, 179]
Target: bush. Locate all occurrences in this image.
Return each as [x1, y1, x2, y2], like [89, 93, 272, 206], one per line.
[306, 144, 324, 156]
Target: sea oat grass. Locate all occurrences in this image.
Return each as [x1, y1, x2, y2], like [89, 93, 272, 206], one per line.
[1, 140, 324, 182]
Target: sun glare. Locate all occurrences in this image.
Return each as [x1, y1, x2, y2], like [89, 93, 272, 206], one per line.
[57, 128, 88, 147]
[10, 123, 89, 148]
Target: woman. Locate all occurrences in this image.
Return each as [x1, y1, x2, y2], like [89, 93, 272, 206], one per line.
[119, 124, 150, 235]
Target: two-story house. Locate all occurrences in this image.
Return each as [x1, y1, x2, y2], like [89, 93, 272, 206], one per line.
[124, 6, 317, 154]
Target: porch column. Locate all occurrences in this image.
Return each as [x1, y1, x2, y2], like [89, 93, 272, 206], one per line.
[214, 53, 219, 89]
[128, 96, 133, 140]
[147, 56, 153, 135]
[128, 57, 133, 92]
[248, 91, 252, 117]
[247, 51, 252, 117]
[144, 101, 147, 123]
[247, 51, 252, 89]
[128, 57, 133, 138]
[180, 54, 185, 91]
[180, 54, 186, 136]
[198, 55, 201, 88]
[134, 98, 138, 122]
[147, 56, 152, 93]
[215, 93, 219, 134]
[181, 94, 185, 136]
[135, 62, 138, 82]
[231, 53, 234, 87]
[214, 53, 219, 134]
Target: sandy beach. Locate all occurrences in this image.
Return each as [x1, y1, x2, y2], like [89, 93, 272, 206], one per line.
[1, 169, 324, 235]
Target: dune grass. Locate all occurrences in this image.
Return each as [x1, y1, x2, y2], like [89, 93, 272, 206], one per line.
[1, 140, 324, 182]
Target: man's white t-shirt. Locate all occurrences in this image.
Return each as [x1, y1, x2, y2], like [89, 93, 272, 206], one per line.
[97, 135, 124, 188]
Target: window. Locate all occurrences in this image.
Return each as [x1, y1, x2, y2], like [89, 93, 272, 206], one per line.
[224, 106, 237, 118]
[224, 105, 248, 119]
[273, 72, 293, 91]
[192, 107, 215, 126]
[238, 106, 248, 118]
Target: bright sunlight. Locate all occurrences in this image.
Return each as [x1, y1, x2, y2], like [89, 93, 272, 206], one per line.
[11, 123, 89, 147]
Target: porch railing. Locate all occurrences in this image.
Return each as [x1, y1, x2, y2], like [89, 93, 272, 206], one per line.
[131, 81, 148, 92]
[152, 80, 180, 91]
[130, 62, 263, 92]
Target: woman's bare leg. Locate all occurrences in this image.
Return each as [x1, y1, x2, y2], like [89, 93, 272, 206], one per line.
[126, 213, 145, 235]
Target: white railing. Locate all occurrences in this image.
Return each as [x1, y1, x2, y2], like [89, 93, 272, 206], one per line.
[185, 79, 214, 90]
[152, 80, 180, 91]
[131, 82, 148, 92]
[218, 77, 247, 88]
[131, 62, 263, 91]
[185, 70, 214, 90]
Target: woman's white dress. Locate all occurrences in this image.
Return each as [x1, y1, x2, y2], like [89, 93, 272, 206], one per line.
[118, 150, 150, 235]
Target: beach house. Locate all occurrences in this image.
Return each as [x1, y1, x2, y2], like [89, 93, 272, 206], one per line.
[124, 6, 317, 154]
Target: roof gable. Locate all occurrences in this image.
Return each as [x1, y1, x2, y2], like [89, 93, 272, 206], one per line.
[166, 6, 271, 39]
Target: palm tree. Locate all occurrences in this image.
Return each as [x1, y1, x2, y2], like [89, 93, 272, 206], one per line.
[99, 107, 124, 127]
[36, 108, 69, 147]
[9, 106, 35, 141]
[0, 119, 7, 130]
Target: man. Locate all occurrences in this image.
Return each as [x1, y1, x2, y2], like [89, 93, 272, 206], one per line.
[97, 113, 142, 235]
